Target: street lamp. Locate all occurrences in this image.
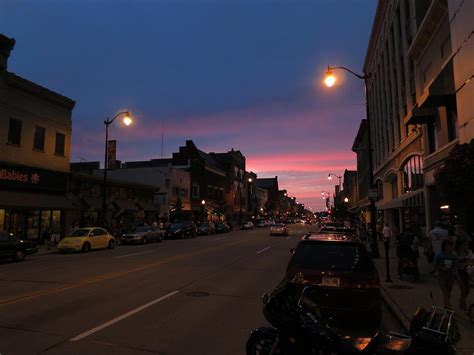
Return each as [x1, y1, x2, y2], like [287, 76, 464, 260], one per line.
[324, 65, 380, 259]
[344, 197, 349, 203]
[103, 110, 132, 226]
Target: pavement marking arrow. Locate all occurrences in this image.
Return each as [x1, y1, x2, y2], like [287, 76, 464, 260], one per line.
[70, 290, 180, 342]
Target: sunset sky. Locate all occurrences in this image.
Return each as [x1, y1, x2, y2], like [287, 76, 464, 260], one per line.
[1, 0, 376, 210]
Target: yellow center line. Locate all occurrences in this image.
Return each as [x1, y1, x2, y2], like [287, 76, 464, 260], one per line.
[0, 238, 248, 306]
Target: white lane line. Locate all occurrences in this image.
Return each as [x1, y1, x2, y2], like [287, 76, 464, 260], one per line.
[114, 250, 156, 259]
[70, 290, 179, 342]
[256, 246, 271, 255]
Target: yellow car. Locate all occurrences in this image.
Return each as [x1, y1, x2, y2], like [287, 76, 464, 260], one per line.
[58, 227, 116, 252]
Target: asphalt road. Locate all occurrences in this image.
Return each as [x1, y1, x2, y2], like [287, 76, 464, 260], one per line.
[0, 225, 401, 354]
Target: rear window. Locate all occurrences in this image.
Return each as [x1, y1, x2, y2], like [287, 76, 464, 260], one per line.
[291, 241, 374, 272]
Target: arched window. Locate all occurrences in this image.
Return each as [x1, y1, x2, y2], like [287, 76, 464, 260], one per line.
[402, 156, 423, 193]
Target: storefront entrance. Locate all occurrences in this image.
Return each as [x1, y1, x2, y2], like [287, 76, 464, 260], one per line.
[0, 208, 62, 241]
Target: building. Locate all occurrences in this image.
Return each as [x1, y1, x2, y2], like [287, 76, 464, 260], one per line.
[256, 187, 268, 216]
[256, 177, 280, 217]
[364, 0, 428, 236]
[0, 34, 76, 240]
[99, 159, 191, 220]
[171, 140, 226, 222]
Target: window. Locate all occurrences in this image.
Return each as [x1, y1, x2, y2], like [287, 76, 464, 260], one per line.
[7, 118, 22, 145]
[55, 132, 65, 156]
[33, 126, 46, 151]
[402, 156, 423, 193]
[192, 181, 200, 198]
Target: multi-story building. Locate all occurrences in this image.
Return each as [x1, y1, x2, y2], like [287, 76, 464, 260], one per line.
[363, 0, 473, 235]
[0, 34, 76, 240]
[256, 177, 280, 217]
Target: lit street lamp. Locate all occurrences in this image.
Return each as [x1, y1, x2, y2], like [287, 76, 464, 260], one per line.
[103, 110, 132, 226]
[344, 197, 349, 203]
[324, 65, 380, 260]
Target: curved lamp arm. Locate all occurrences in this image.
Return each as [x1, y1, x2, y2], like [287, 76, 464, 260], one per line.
[104, 110, 130, 126]
[327, 65, 370, 80]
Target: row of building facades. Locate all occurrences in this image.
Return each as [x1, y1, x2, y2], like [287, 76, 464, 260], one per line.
[0, 34, 302, 241]
[339, 0, 473, 236]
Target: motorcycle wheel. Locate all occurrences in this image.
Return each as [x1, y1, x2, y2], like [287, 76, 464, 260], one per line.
[246, 332, 280, 355]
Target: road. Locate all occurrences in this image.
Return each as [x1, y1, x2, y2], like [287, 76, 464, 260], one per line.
[0, 225, 400, 354]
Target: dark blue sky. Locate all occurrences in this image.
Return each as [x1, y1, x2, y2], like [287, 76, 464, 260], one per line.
[1, 0, 376, 209]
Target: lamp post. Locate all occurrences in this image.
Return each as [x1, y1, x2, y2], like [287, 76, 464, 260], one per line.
[324, 65, 380, 259]
[102, 111, 132, 227]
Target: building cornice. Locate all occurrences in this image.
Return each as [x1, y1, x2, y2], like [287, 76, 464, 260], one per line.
[364, 0, 389, 73]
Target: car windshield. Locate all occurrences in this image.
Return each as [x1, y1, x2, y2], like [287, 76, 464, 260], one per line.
[135, 226, 151, 232]
[291, 242, 374, 272]
[69, 229, 90, 237]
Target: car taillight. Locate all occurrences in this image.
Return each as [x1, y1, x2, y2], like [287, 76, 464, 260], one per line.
[347, 278, 380, 289]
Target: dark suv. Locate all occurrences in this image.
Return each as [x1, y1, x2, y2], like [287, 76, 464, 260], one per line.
[0, 231, 38, 262]
[167, 221, 197, 239]
[286, 233, 381, 333]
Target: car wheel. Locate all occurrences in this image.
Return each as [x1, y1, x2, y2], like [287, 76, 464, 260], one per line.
[108, 240, 116, 249]
[82, 242, 91, 253]
[13, 249, 25, 262]
[142, 237, 148, 244]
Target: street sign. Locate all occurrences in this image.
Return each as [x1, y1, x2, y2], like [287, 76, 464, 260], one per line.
[368, 188, 378, 201]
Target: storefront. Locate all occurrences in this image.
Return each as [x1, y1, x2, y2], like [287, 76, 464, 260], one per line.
[0, 162, 72, 241]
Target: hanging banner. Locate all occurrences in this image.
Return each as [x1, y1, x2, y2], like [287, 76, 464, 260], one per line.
[107, 140, 117, 169]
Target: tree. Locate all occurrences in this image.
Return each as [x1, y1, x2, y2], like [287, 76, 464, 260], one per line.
[435, 140, 474, 231]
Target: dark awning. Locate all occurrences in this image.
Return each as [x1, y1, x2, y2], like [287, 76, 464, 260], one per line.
[418, 60, 455, 109]
[404, 105, 437, 125]
[0, 190, 73, 210]
[113, 199, 138, 211]
[136, 200, 158, 211]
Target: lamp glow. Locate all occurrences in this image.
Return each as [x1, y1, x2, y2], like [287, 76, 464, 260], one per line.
[201, 200, 206, 205]
[324, 70, 336, 87]
[123, 111, 132, 126]
[328, 174, 332, 180]
[440, 205, 450, 210]
[344, 197, 349, 203]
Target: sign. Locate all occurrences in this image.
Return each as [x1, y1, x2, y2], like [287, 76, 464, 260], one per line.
[0, 162, 68, 192]
[107, 140, 117, 169]
[368, 188, 379, 202]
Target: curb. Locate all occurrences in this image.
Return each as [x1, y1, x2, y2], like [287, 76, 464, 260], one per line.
[380, 285, 410, 333]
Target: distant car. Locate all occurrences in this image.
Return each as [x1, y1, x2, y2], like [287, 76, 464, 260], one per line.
[0, 231, 38, 262]
[286, 233, 381, 333]
[241, 221, 255, 230]
[121, 226, 163, 244]
[58, 227, 116, 252]
[257, 220, 267, 228]
[270, 223, 289, 236]
[167, 221, 197, 239]
[215, 222, 231, 233]
[197, 222, 216, 235]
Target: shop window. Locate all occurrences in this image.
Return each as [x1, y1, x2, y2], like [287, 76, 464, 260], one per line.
[0, 209, 4, 231]
[8, 118, 22, 145]
[402, 156, 423, 193]
[33, 126, 46, 151]
[41, 211, 52, 233]
[27, 210, 40, 239]
[55, 132, 65, 156]
[51, 210, 61, 228]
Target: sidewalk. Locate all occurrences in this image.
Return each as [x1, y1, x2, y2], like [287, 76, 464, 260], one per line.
[34, 243, 58, 256]
[371, 241, 474, 355]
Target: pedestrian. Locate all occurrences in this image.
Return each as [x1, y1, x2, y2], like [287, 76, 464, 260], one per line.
[429, 221, 450, 273]
[454, 224, 471, 247]
[434, 240, 458, 309]
[454, 239, 473, 311]
[382, 223, 392, 245]
[50, 223, 61, 248]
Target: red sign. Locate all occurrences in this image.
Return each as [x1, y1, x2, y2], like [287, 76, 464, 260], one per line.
[0, 163, 67, 192]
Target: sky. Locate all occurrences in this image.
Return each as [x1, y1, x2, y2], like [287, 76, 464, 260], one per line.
[1, 0, 376, 211]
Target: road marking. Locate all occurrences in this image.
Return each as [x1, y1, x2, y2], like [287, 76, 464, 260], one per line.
[256, 246, 270, 255]
[70, 290, 179, 342]
[0, 238, 246, 307]
[115, 250, 156, 259]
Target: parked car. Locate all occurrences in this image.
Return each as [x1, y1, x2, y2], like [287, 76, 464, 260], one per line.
[57, 227, 116, 252]
[0, 231, 38, 262]
[121, 226, 163, 244]
[197, 222, 216, 235]
[215, 222, 231, 233]
[241, 221, 255, 230]
[257, 220, 267, 228]
[286, 233, 381, 332]
[270, 223, 289, 236]
[166, 221, 197, 239]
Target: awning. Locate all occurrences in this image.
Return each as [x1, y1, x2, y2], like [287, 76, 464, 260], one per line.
[82, 196, 102, 210]
[136, 200, 158, 211]
[113, 199, 138, 211]
[404, 105, 437, 125]
[0, 190, 73, 209]
[376, 190, 424, 210]
[418, 60, 455, 109]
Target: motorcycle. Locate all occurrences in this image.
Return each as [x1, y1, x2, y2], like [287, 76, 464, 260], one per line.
[246, 274, 459, 354]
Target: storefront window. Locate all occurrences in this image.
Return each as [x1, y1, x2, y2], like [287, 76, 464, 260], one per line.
[41, 211, 52, 231]
[27, 210, 40, 239]
[0, 209, 4, 231]
[52, 210, 61, 227]
[402, 155, 423, 193]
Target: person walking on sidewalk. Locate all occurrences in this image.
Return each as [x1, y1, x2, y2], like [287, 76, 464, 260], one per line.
[454, 239, 473, 311]
[434, 240, 458, 309]
[430, 221, 450, 273]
